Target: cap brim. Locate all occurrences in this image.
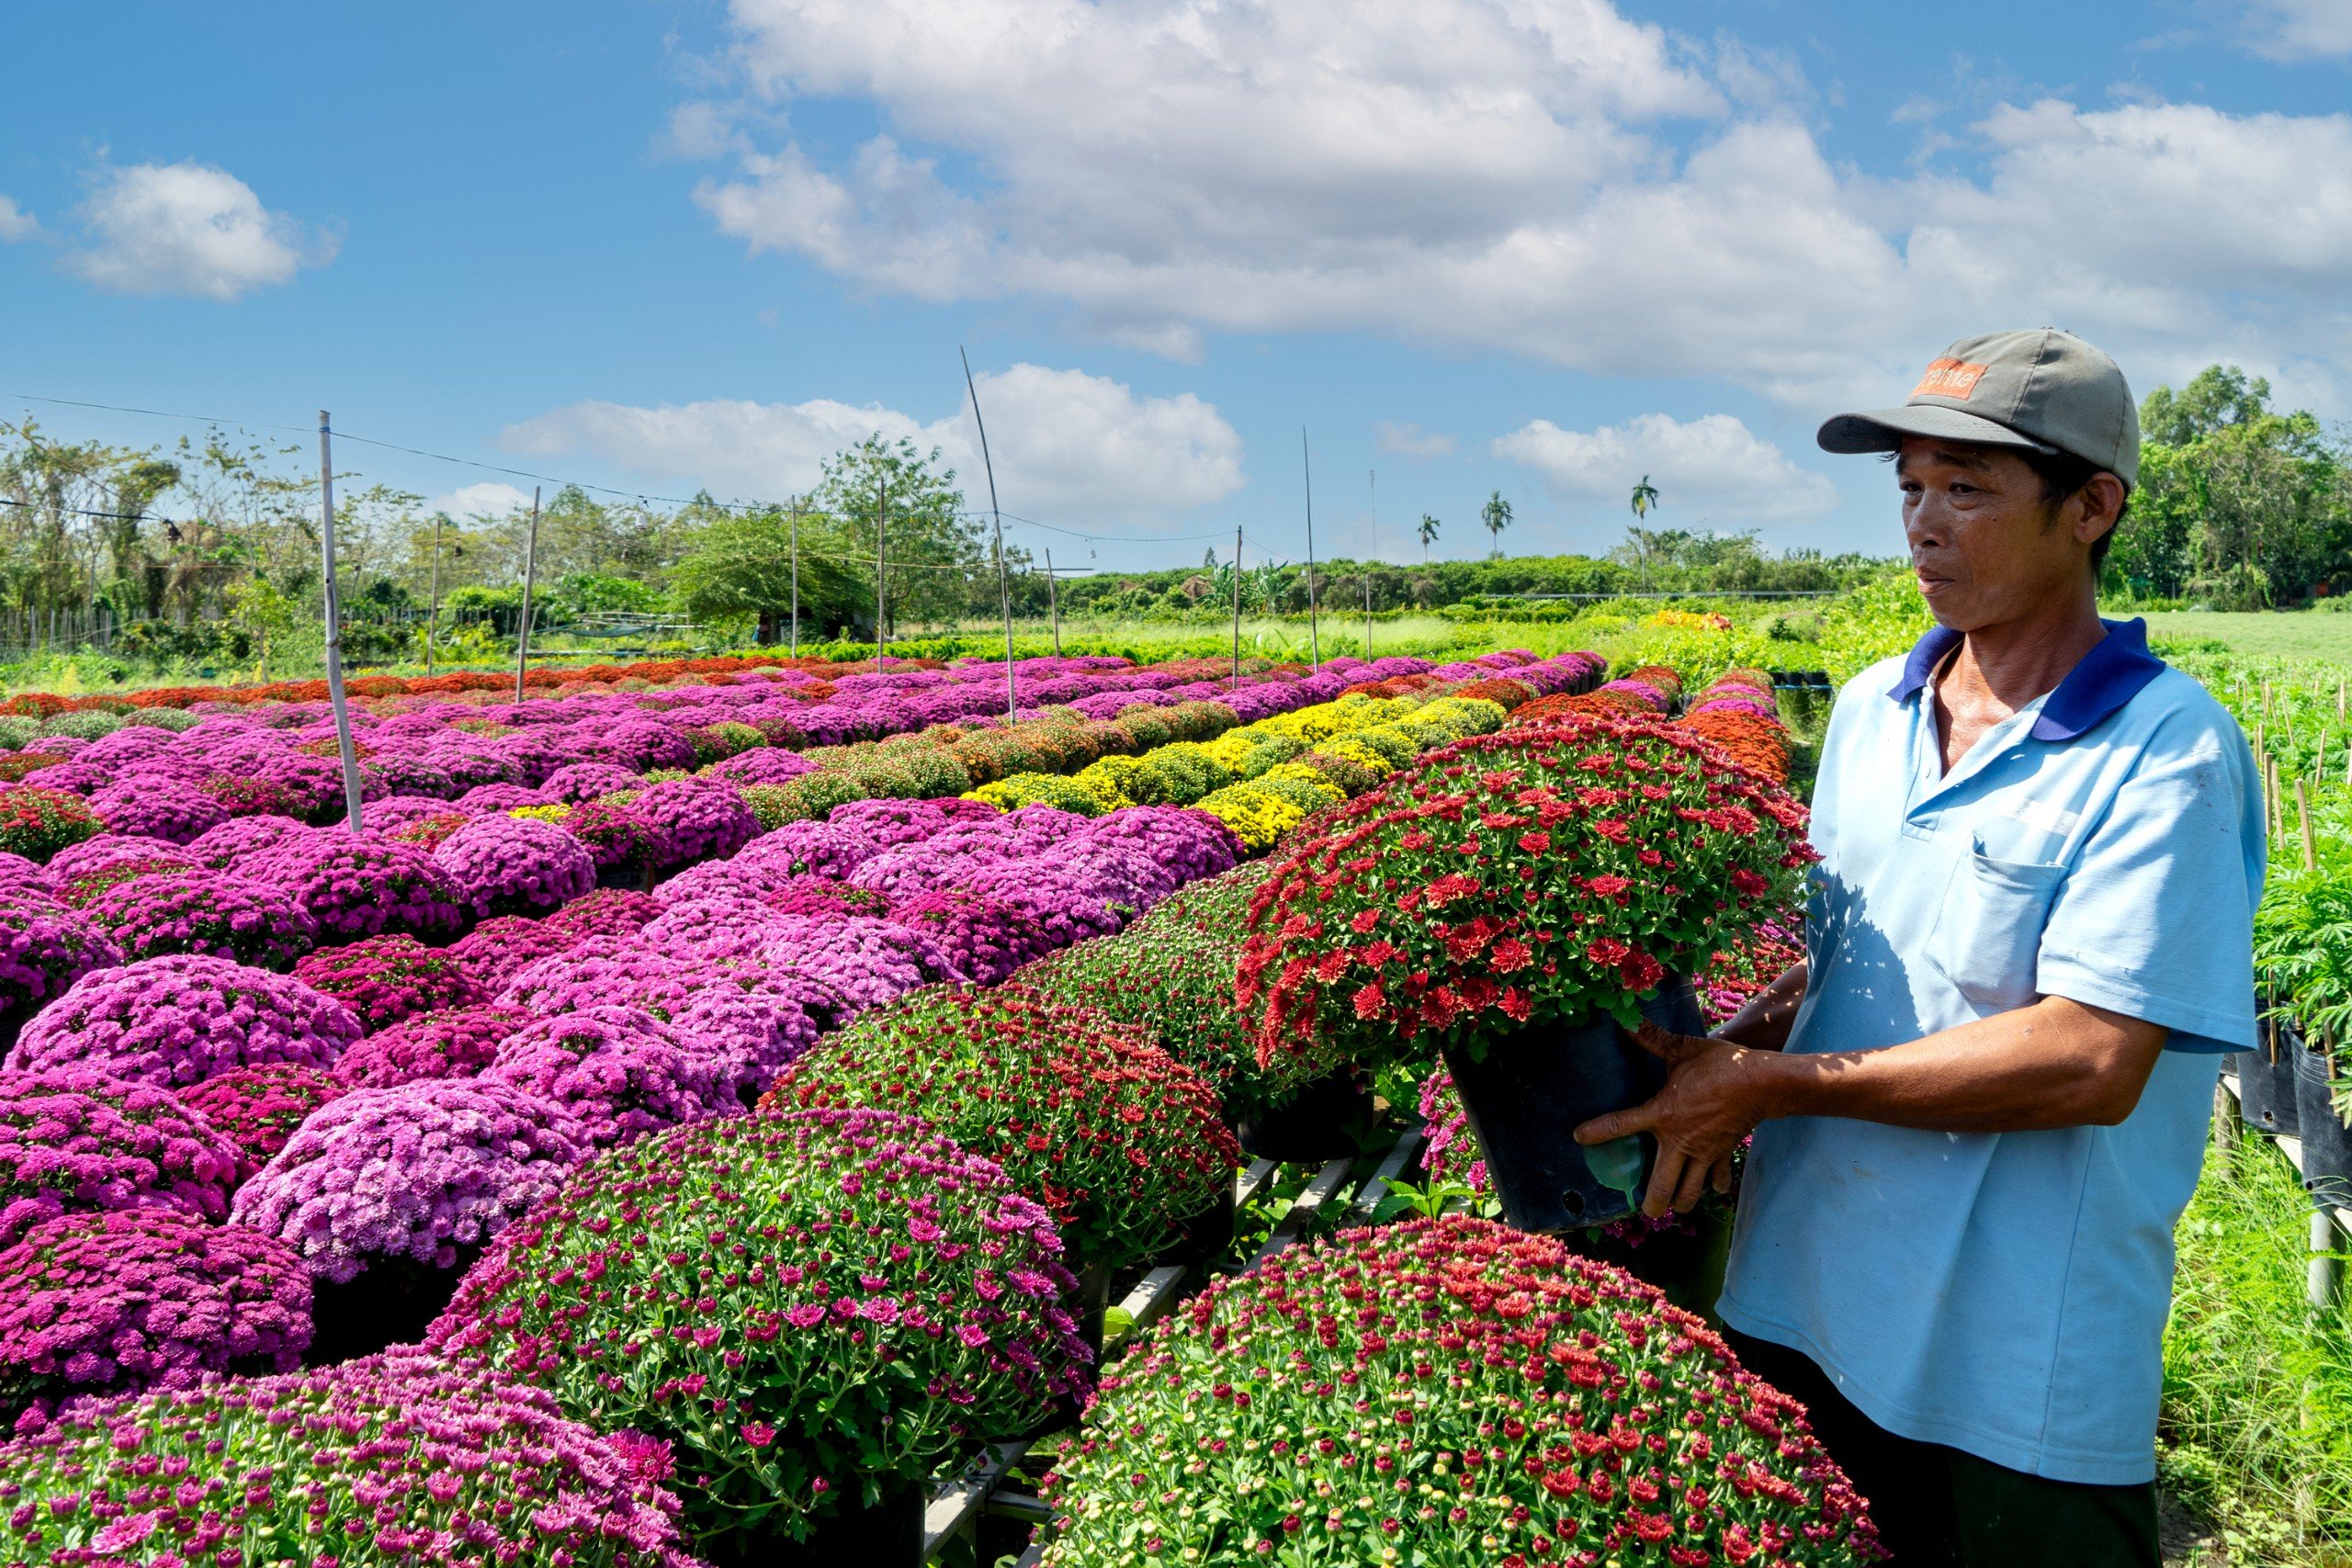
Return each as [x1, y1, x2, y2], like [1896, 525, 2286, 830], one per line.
[1816, 404, 2059, 457]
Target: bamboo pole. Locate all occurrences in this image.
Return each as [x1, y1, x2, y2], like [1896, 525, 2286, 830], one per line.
[1301, 428, 1319, 671]
[1044, 547, 1061, 657]
[513, 487, 542, 705]
[960, 348, 1018, 723]
[316, 412, 364, 832]
[424, 514, 444, 676]
[873, 475, 890, 669]
[2298, 776, 2318, 872]
[1230, 525, 1244, 688]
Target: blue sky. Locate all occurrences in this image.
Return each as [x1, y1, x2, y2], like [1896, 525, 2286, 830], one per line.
[2, 0, 2347, 573]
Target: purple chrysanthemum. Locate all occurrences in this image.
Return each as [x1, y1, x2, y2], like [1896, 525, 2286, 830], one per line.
[229, 1077, 587, 1284]
[485, 1006, 736, 1148]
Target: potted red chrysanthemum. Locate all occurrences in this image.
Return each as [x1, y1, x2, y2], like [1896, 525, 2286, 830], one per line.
[1239, 712, 1813, 1230]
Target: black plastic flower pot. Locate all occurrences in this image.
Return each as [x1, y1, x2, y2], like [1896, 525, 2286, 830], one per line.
[1161, 1179, 1238, 1268]
[698, 1478, 926, 1568]
[1563, 1198, 1736, 1323]
[2290, 1032, 2352, 1209]
[303, 1252, 475, 1366]
[2233, 1021, 2300, 1137]
[1235, 1069, 1373, 1164]
[1440, 976, 1706, 1235]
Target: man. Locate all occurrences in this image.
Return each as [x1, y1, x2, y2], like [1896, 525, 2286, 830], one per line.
[1575, 329, 2264, 1566]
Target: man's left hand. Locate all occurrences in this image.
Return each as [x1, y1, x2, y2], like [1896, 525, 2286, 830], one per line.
[1574, 1021, 1783, 1218]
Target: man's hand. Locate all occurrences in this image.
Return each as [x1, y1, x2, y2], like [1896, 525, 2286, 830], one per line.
[1571, 997, 2170, 1218]
[1573, 1021, 1785, 1219]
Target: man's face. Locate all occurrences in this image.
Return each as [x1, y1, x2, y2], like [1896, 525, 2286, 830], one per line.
[1894, 437, 2083, 631]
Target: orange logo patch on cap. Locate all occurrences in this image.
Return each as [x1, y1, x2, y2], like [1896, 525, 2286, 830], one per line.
[1912, 358, 1989, 400]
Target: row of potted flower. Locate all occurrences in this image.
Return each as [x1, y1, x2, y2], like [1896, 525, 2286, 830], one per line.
[0, 654, 1554, 1043]
[0, 661, 1589, 1562]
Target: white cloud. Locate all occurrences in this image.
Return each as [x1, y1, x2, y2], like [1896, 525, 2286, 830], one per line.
[1491, 412, 1838, 523]
[681, 0, 2352, 413]
[0, 197, 38, 243]
[503, 364, 1245, 522]
[425, 482, 535, 521]
[2241, 0, 2352, 59]
[63, 161, 334, 300]
[1374, 422, 1457, 459]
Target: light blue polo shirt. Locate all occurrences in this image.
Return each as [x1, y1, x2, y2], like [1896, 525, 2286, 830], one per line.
[1716, 618, 2264, 1485]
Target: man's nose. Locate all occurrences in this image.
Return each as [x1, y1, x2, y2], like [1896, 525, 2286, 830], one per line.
[1905, 495, 1950, 548]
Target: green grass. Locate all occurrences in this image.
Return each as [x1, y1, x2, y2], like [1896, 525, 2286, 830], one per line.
[2141, 611, 2352, 663]
[2161, 1132, 2352, 1563]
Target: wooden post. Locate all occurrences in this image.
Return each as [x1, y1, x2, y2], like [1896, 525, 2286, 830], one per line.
[316, 412, 364, 832]
[513, 487, 541, 705]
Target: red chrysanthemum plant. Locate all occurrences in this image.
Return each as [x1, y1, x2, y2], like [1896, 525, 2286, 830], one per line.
[1238, 712, 1815, 1075]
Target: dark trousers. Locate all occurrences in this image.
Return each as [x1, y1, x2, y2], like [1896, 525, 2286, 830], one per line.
[1723, 1329, 2160, 1567]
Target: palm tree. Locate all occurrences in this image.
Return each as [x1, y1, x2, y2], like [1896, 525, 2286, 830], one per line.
[1630, 474, 1660, 521]
[1418, 513, 1441, 562]
[1480, 491, 1512, 558]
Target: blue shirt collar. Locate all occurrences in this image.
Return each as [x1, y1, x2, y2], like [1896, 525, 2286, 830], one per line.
[1884, 617, 2165, 742]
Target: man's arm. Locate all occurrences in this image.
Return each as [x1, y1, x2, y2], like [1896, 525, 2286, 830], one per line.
[1577, 994, 2167, 1218]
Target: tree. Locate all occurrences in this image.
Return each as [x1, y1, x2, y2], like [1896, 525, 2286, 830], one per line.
[673, 505, 865, 644]
[1480, 491, 1513, 558]
[811, 434, 978, 633]
[1630, 474, 1659, 520]
[2107, 366, 2352, 605]
[1418, 513, 1441, 562]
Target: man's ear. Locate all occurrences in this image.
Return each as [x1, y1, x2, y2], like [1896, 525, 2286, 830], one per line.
[2074, 472, 2128, 548]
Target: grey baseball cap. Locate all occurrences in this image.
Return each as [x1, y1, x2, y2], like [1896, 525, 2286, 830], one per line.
[1817, 328, 2140, 489]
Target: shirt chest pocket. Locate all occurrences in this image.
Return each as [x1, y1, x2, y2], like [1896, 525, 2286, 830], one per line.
[1922, 844, 2067, 1011]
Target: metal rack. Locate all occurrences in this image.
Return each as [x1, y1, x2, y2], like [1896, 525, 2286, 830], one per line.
[922, 1128, 1426, 1564]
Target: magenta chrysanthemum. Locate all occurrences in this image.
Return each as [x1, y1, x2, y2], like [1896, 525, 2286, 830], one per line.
[0, 891, 120, 1025]
[176, 1063, 347, 1181]
[291, 932, 487, 1032]
[434, 814, 596, 918]
[80, 872, 317, 970]
[0, 1349, 701, 1565]
[0, 1070, 241, 1247]
[331, 1002, 536, 1090]
[0, 1209, 313, 1422]
[6, 954, 363, 1089]
[630, 775, 758, 866]
[242, 833, 467, 942]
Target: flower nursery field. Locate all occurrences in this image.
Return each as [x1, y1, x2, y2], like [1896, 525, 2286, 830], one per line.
[0, 616, 2341, 1566]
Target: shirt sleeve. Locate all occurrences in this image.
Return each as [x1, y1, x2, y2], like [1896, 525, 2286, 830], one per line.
[2035, 716, 2266, 1053]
